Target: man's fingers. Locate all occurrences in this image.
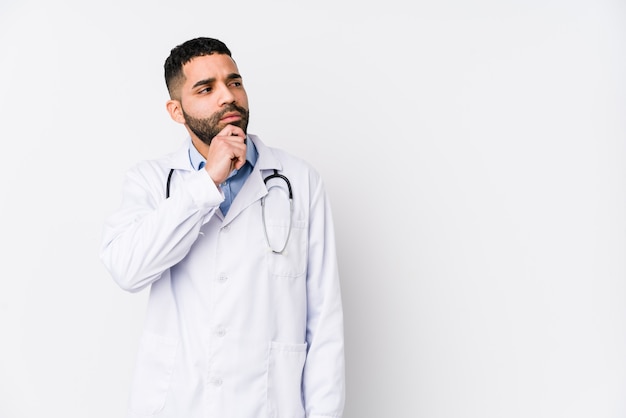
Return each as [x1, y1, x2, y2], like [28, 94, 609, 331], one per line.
[204, 127, 247, 185]
[220, 124, 245, 139]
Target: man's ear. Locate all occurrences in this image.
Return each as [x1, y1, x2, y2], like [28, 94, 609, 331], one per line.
[166, 99, 185, 124]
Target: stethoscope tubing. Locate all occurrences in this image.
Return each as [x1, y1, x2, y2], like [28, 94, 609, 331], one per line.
[165, 168, 293, 254]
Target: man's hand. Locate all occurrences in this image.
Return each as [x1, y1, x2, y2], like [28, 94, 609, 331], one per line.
[205, 125, 247, 185]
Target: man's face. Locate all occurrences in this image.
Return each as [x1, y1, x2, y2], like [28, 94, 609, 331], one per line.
[177, 53, 249, 146]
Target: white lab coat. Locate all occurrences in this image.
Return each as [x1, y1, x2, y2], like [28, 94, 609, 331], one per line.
[100, 135, 345, 418]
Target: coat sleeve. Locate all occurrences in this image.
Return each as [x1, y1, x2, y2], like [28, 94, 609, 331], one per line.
[302, 173, 346, 418]
[100, 162, 224, 292]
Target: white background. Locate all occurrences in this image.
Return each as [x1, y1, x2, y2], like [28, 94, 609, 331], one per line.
[1, 0, 625, 417]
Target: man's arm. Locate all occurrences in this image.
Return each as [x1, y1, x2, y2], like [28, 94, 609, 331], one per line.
[100, 162, 223, 292]
[302, 175, 346, 418]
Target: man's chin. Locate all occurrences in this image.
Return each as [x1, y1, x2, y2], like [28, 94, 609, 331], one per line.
[223, 120, 246, 132]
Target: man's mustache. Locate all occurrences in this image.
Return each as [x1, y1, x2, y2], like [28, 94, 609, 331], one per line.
[217, 104, 248, 119]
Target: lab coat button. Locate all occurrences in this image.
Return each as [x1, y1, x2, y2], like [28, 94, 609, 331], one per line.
[216, 327, 226, 337]
[212, 378, 223, 386]
[218, 274, 228, 283]
[221, 225, 231, 232]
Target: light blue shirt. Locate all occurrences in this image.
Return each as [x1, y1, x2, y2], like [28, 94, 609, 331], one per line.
[188, 137, 258, 216]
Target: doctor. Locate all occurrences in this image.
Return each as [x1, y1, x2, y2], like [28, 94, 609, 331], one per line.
[100, 37, 345, 418]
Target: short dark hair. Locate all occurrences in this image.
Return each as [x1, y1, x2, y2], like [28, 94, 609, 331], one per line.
[164, 37, 232, 99]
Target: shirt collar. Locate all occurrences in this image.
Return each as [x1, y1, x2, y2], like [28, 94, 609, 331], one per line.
[188, 135, 258, 171]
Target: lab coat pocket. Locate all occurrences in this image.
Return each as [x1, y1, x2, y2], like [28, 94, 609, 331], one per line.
[128, 332, 179, 415]
[267, 341, 307, 418]
[266, 219, 307, 279]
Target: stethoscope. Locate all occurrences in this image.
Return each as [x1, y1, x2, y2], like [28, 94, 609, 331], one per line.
[165, 168, 293, 254]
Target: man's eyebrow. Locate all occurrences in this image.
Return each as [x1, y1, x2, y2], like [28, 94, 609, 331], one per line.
[226, 73, 242, 80]
[192, 78, 215, 89]
[191, 73, 241, 90]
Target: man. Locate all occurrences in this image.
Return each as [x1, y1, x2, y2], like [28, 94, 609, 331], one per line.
[100, 37, 345, 418]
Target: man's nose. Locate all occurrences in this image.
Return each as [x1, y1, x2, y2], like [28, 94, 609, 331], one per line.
[217, 83, 236, 105]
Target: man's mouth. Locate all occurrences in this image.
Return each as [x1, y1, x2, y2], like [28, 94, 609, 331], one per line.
[220, 112, 241, 123]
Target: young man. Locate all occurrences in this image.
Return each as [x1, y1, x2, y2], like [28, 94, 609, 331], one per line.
[100, 37, 345, 418]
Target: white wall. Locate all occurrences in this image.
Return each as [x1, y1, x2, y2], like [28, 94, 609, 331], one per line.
[1, 0, 625, 417]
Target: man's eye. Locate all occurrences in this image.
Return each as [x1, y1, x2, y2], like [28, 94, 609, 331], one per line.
[231, 81, 242, 87]
[199, 87, 212, 93]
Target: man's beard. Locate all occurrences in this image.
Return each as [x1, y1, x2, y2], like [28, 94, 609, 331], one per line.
[183, 104, 250, 146]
